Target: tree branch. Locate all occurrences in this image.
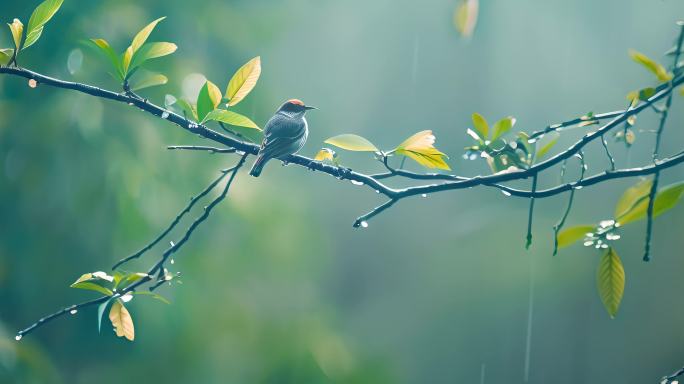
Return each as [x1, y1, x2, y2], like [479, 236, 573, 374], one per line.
[15, 154, 247, 339]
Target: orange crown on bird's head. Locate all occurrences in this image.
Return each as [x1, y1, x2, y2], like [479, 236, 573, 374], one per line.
[286, 99, 305, 106]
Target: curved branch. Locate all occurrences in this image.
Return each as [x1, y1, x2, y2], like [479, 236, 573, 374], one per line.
[15, 155, 248, 339]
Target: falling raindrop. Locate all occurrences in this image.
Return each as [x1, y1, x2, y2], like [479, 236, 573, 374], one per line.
[70, 309, 78, 315]
[360, 221, 369, 228]
[501, 190, 512, 197]
[161, 111, 170, 119]
[351, 180, 364, 186]
[15, 335, 22, 341]
[28, 79, 37, 88]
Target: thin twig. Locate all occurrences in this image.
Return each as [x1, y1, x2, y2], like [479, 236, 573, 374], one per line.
[112, 168, 232, 270]
[644, 22, 684, 262]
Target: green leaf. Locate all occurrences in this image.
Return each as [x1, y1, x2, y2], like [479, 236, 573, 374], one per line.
[128, 42, 177, 72]
[617, 181, 684, 225]
[203, 109, 260, 129]
[130, 17, 166, 54]
[0, 49, 14, 66]
[130, 73, 168, 91]
[597, 248, 625, 318]
[535, 135, 559, 160]
[196, 80, 223, 122]
[70, 281, 114, 296]
[394, 130, 451, 170]
[24, 0, 64, 49]
[324, 134, 379, 152]
[109, 300, 135, 341]
[453, 0, 479, 38]
[614, 178, 652, 219]
[629, 49, 672, 82]
[134, 291, 171, 304]
[175, 98, 198, 121]
[556, 225, 594, 249]
[97, 298, 113, 333]
[491, 117, 515, 140]
[471, 112, 488, 140]
[70, 272, 114, 296]
[8, 19, 23, 51]
[117, 272, 149, 289]
[121, 46, 133, 77]
[87, 39, 123, 80]
[225, 56, 261, 106]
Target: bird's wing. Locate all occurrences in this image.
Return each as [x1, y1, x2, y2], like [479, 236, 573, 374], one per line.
[260, 115, 307, 160]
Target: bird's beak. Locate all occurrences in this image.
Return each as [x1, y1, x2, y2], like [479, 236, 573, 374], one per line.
[304, 105, 317, 110]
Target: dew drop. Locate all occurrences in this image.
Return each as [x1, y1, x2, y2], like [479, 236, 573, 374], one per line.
[70, 309, 78, 315]
[28, 79, 37, 88]
[351, 180, 364, 186]
[161, 111, 170, 119]
[360, 221, 369, 228]
[501, 190, 512, 197]
[15, 335, 22, 341]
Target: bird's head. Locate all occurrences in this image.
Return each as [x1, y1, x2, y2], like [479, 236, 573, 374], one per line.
[278, 99, 316, 114]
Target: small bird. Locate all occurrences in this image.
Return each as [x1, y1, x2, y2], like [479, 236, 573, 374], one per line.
[249, 99, 316, 177]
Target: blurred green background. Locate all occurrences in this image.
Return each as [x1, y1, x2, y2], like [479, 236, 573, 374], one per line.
[1, 0, 684, 382]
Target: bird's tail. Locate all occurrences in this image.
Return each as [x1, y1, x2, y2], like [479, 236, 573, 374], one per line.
[249, 154, 269, 177]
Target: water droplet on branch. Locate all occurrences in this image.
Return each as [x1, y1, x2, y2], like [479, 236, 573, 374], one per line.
[70, 309, 78, 315]
[501, 190, 512, 196]
[360, 221, 369, 228]
[28, 79, 37, 88]
[161, 111, 170, 119]
[15, 335, 22, 341]
[350, 180, 364, 186]
[421, 193, 427, 198]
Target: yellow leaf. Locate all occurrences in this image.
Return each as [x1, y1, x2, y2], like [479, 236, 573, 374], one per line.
[395, 130, 451, 170]
[225, 56, 261, 106]
[109, 300, 135, 341]
[324, 134, 379, 152]
[454, 0, 479, 38]
[597, 248, 625, 318]
[629, 49, 672, 82]
[471, 112, 488, 140]
[556, 225, 594, 249]
[130, 17, 166, 54]
[122, 46, 133, 75]
[314, 148, 336, 162]
[614, 178, 652, 219]
[8, 18, 23, 50]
